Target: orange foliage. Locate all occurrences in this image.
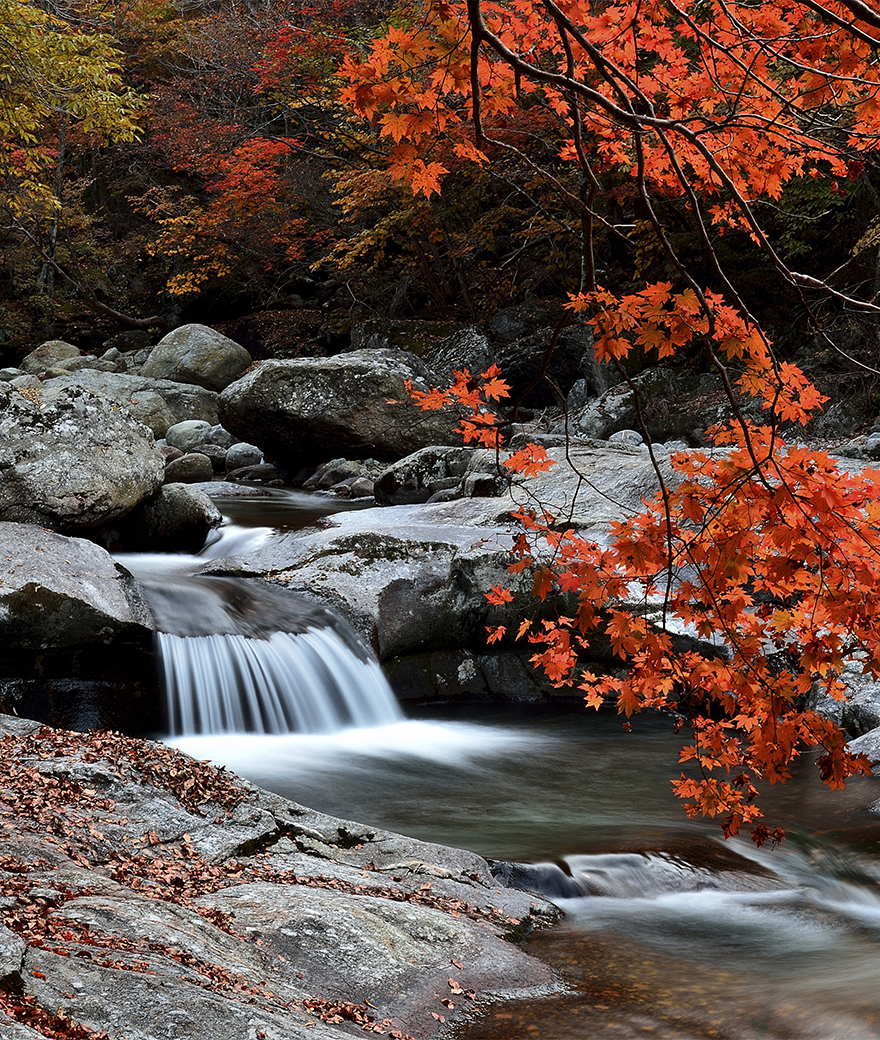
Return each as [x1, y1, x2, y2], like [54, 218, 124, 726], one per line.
[351, 0, 880, 842]
[410, 312, 878, 844]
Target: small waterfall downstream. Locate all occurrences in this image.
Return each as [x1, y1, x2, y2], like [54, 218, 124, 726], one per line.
[157, 627, 401, 736]
[121, 546, 402, 736]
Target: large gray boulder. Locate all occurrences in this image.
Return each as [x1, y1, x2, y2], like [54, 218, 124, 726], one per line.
[0, 382, 164, 532]
[219, 349, 467, 468]
[0, 522, 153, 649]
[143, 324, 252, 392]
[44, 370, 220, 436]
[0, 717, 559, 1040]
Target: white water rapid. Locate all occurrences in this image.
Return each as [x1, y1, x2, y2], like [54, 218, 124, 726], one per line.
[118, 510, 403, 737]
[158, 627, 401, 735]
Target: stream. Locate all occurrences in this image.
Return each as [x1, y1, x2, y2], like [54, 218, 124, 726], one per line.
[120, 489, 880, 1040]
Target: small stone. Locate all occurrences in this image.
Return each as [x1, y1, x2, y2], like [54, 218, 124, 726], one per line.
[163, 452, 215, 484]
[225, 441, 263, 470]
[166, 420, 213, 453]
[608, 428, 644, 447]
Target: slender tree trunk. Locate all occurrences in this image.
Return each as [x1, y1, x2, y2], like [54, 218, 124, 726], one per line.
[36, 113, 66, 297]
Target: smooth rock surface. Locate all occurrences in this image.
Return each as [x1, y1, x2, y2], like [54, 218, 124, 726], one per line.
[164, 453, 215, 484]
[165, 419, 214, 453]
[0, 522, 153, 649]
[143, 324, 252, 392]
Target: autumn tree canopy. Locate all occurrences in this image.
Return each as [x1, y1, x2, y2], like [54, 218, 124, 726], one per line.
[0, 1, 143, 219]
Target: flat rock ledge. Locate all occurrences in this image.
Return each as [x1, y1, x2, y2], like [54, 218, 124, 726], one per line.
[0, 715, 560, 1040]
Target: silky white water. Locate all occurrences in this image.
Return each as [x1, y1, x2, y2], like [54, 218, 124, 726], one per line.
[158, 627, 402, 735]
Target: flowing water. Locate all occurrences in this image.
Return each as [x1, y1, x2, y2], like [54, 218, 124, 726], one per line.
[121, 489, 880, 1040]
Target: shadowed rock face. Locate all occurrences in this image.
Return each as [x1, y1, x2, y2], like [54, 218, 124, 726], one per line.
[219, 349, 465, 469]
[0, 522, 153, 651]
[0, 716, 561, 1040]
[0, 382, 164, 532]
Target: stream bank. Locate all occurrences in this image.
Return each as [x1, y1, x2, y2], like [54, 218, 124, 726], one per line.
[0, 713, 560, 1040]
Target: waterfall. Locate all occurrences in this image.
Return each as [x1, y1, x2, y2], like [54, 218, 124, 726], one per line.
[122, 558, 403, 737]
[158, 627, 402, 737]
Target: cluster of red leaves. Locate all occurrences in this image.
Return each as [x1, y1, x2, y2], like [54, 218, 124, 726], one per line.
[0, 991, 108, 1040]
[410, 287, 880, 844]
[406, 363, 514, 450]
[338, 0, 880, 203]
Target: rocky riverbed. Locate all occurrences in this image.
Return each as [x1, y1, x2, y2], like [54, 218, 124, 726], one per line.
[0, 713, 561, 1040]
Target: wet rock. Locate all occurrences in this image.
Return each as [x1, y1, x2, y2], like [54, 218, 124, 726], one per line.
[0, 718, 559, 1040]
[0, 382, 163, 532]
[44, 370, 220, 437]
[302, 458, 384, 491]
[225, 462, 288, 485]
[200, 445, 679, 698]
[113, 483, 222, 553]
[0, 522, 152, 649]
[208, 424, 236, 450]
[219, 349, 465, 469]
[142, 324, 252, 392]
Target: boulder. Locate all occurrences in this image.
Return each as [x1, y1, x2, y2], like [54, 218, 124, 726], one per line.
[425, 312, 604, 407]
[0, 382, 164, 532]
[0, 522, 153, 649]
[164, 453, 215, 484]
[165, 419, 214, 452]
[142, 324, 252, 392]
[114, 483, 222, 553]
[375, 446, 503, 505]
[19, 340, 80, 374]
[44, 370, 220, 437]
[225, 441, 262, 471]
[572, 367, 715, 442]
[0, 718, 559, 1040]
[219, 349, 466, 468]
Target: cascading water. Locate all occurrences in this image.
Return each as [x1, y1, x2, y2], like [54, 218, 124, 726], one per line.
[157, 627, 401, 736]
[119, 545, 402, 737]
